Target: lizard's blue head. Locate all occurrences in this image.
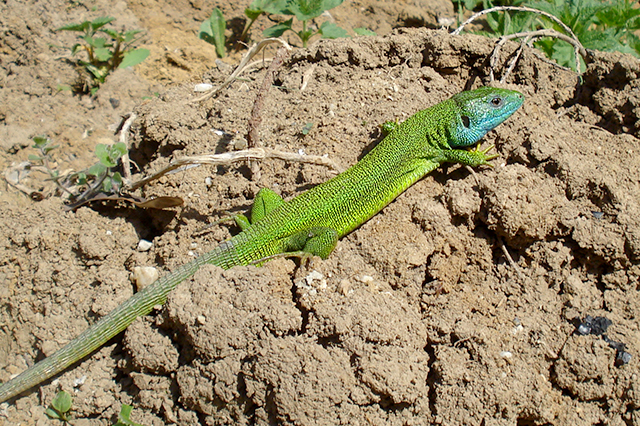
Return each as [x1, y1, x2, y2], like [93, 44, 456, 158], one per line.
[447, 86, 524, 148]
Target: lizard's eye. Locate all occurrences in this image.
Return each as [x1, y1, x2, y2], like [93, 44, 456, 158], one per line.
[490, 97, 504, 107]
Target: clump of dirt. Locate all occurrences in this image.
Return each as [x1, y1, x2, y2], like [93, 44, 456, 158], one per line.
[1, 1, 640, 426]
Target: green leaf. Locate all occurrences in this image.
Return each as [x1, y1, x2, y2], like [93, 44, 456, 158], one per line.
[123, 29, 143, 43]
[249, 0, 290, 15]
[28, 154, 43, 162]
[88, 162, 107, 177]
[102, 177, 113, 192]
[57, 21, 91, 32]
[114, 404, 145, 426]
[112, 171, 123, 184]
[119, 48, 150, 68]
[95, 144, 116, 167]
[287, 0, 344, 22]
[70, 43, 83, 55]
[43, 144, 59, 154]
[209, 8, 227, 58]
[244, 8, 264, 21]
[464, 0, 482, 10]
[354, 27, 376, 36]
[32, 135, 49, 148]
[263, 19, 293, 37]
[318, 21, 348, 39]
[77, 172, 87, 185]
[112, 142, 128, 157]
[81, 34, 97, 47]
[45, 408, 62, 420]
[91, 16, 116, 30]
[92, 37, 109, 48]
[84, 63, 109, 81]
[301, 122, 313, 135]
[94, 47, 112, 61]
[51, 390, 73, 413]
[298, 27, 315, 46]
[199, 19, 215, 44]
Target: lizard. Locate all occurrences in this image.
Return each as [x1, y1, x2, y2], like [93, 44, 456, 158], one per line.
[0, 85, 524, 403]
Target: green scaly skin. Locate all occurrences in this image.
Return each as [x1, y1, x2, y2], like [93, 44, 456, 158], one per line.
[0, 86, 523, 403]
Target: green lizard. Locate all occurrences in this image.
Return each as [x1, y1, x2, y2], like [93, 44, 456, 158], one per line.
[0, 86, 523, 403]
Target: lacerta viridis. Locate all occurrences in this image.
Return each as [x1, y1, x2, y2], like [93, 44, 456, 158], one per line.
[0, 86, 523, 403]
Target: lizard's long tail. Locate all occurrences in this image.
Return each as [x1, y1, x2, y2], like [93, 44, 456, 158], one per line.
[0, 242, 236, 403]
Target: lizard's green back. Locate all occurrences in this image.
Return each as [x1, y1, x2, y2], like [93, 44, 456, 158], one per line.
[0, 86, 523, 403]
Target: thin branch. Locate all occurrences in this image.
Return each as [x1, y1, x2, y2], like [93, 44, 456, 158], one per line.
[490, 28, 587, 81]
[247, 45, 291, 148]
[118, 112, 137, 182]
[300, 64, 317, 92]
[453, 6, 587, 74]
[128, 148, 341, 191]
[453, 6, 578, 41]
[498, 236, 526, 282]
[246, 44, 291, 181]
[188, 38, 293, 104]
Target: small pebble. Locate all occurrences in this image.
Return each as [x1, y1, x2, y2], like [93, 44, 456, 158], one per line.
[338, 279, 351, 296]
[131, 266, 159, 291]
[357, 275, 374, 283]
[137, 239, 153, 251]
[233, 137, 248, 150]
[194, 83, 213, 92]
[305, 270, 324, 284]
[73, 375, 87, 387]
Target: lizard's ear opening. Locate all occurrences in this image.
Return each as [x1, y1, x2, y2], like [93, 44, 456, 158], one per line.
[461, 115, 470, 128]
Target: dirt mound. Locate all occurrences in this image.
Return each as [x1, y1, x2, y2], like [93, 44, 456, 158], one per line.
[1, 2, 639, 425]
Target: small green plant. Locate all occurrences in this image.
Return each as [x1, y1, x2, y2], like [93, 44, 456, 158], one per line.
[456, 0, 640, 71]
[79, 142, 128, 193]
[29, 136, 73, 196]
[260, 0, 348, 47]
[528, 0, 640, 67]
[112, 404, 145, 426]
[45, 390, 73, 423]
[30, 135, 127, 198]
[57, 17, 150, 94]
[200, 1, 375, 53]
[199, 8, 227, 57]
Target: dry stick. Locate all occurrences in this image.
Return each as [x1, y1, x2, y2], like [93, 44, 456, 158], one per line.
[248, 46, 291, 181]
[493, 38, 527, 84]
[453, 5, 586, 74]
[189, 38, 292, 105]
[498, 236, 526, 282]
[4, 162, 41, 199]
[119, 112, 137, 183]
[300, 64, 317, 92]
[247, 45, 291, 149]
[490, 29, 588, 82]
[244, 58, 274, 74]
[246, 45, 291, 181]
[127, 148, 341, 191]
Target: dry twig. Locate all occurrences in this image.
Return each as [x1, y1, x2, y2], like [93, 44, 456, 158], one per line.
[128, 148, 341, 191]
[188, 38, 293, 104]
[118, 112, 137, 182]
[453, 6, 588, 76]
